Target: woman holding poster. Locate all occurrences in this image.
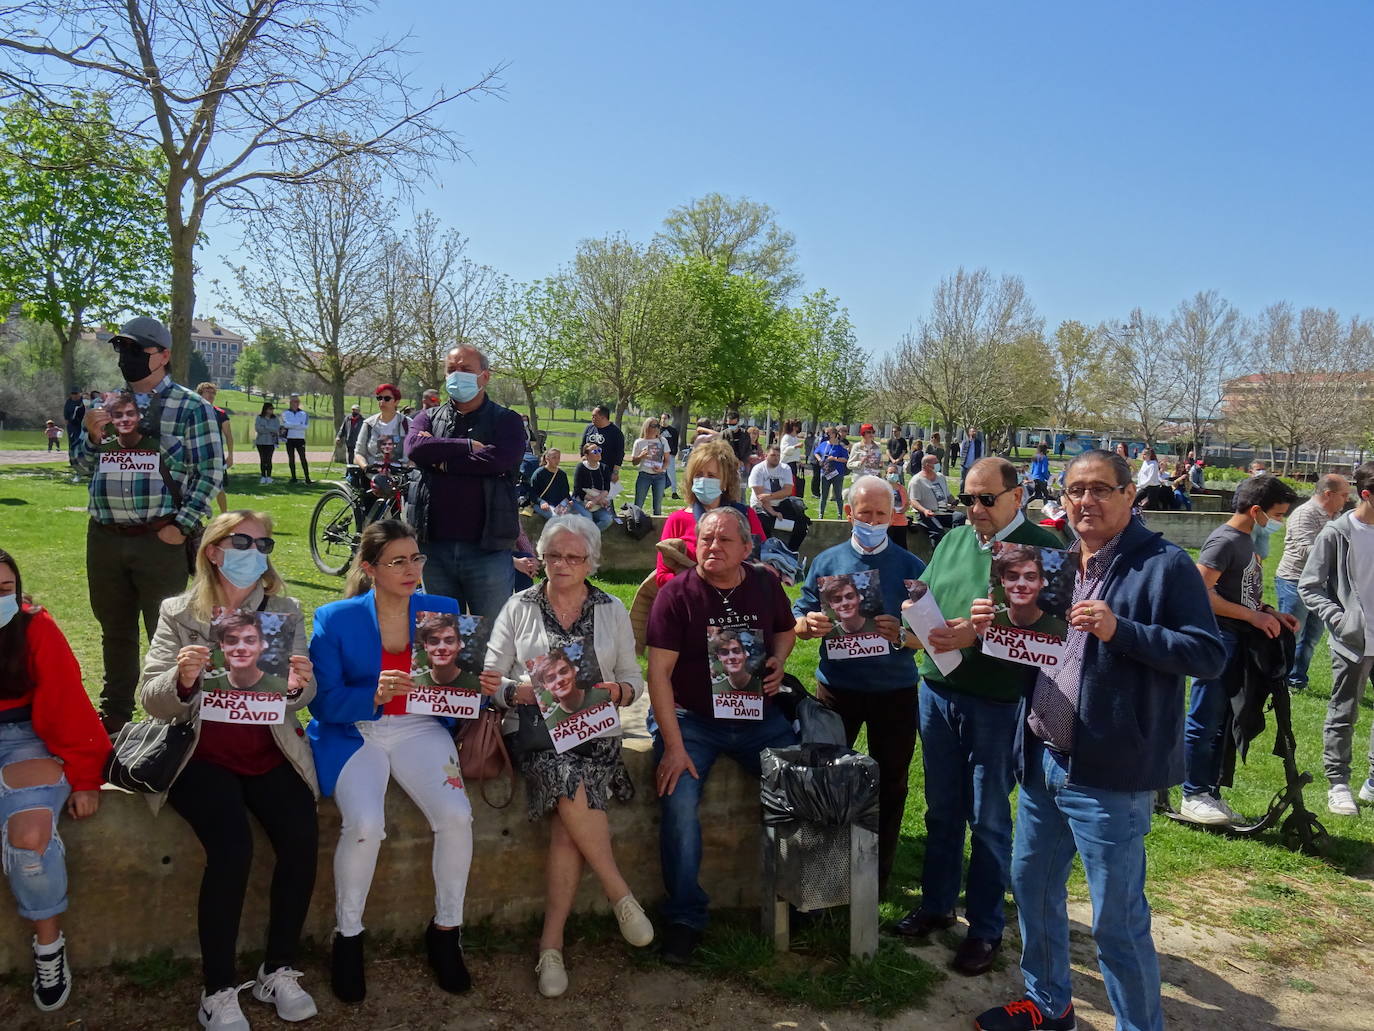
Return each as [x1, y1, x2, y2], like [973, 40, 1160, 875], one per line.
[307, 520, 471, 1004]
[138, 511, 320, 1029]
[482, 514, 653, 998]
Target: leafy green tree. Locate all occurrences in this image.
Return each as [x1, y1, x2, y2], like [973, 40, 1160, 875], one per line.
[658, 193, 801, 300]
[233, 345, 267, 395]
[486, 276, 579, 438]
[188, 349, 212, 387]
[0, 94, 169, 389]
[789, 290, 868, 427]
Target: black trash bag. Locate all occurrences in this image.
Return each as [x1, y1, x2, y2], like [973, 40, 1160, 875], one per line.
[772, 675, 847, 747]
[760, 744, 880, 834]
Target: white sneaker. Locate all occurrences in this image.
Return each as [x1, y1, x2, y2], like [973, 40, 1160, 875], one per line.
[535, 948, 567, 998]
[1359, 778, 1374, 804]
[252, 965, 317, 1021]
[258, 477, 267, 485]
[199, 982, 253, 1030]
[1179, 793, 1234, 826]
[1328, 784, 1359, 816]
[264, 477, 273, 485]
[613, 894, 655, 947]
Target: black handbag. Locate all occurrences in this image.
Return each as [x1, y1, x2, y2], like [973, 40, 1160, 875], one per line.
[103, 718, 196, 794]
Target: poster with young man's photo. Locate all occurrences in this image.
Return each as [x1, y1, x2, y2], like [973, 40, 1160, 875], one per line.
[818, 570, 890, 660]
[406, 611, 487, 719]
[529, 639, 619, 753]
[982, 541, 1072, 668]
[202, 608, 299, 724]
[708, 625, 765, 719]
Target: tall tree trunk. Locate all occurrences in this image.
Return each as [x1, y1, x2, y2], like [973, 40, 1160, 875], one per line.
[331, 378, 346, 433]
[523, 383, 540, 437]
[166, 199, 199, 385]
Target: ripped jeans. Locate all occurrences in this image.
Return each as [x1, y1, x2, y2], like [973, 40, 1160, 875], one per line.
[333, 715, 473, 936]
[0, 721, 71, 921]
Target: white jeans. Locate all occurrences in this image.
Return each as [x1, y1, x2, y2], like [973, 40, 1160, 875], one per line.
[333, 714, 473, 936]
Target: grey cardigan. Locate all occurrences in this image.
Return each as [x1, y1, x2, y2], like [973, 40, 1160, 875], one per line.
[1298, 512, 1368, 663]
[138, 585, 320, 812]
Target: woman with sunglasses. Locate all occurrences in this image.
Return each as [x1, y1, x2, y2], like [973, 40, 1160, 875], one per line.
[572, 441, 614, 529]
[138, 510, 320, 1029]
[253, 403, 282, 485]
[353, 384, 410, 471]
[307, 519, 472, 1004]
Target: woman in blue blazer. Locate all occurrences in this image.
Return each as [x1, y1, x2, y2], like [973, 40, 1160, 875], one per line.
[308, 519, 472, 1004]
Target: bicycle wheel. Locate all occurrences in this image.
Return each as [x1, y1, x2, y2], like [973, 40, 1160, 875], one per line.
[310, 488, 360, 576]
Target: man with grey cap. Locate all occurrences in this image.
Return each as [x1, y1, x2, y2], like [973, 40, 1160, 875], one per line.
[335, 403, 364, 464]
[73, 316, 224, 734]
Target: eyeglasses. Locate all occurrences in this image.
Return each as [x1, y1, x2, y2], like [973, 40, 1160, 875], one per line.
[376, 395, 395, 403]
[377, 554, 427, 571]
[544, 552, 588, 567]
[586, 449, 601, 455]
[957, 487, 1016, 508]
[224, 533, 275, 554]
[1062, 484, 1129, 502]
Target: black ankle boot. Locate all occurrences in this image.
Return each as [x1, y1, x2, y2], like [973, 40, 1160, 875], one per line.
[331, 930, 366, 1003]
[425, 921, 472, 994]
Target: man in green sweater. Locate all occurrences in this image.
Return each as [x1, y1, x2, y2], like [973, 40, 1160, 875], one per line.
[895, 457, 1062, 977]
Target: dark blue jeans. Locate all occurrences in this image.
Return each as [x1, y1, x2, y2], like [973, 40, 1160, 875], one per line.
[1014, 738, 1162, 1031]
[650, 708, 797, 930]
[1275, 576, 1324, 688]
[917, 679, 1020, 940]
[1183, 629, 1237, 797]
[419, 538, 514, 622]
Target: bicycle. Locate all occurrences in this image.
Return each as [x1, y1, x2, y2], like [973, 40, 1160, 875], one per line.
[309, 462, 412, 575]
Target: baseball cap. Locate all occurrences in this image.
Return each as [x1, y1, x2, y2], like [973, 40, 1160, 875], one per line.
[860, 423, 875, 435]
[351, 404, 361, 412]
[109, 316, 171, 351]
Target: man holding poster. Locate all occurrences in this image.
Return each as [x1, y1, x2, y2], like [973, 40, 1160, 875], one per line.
[894, 457, 1061, 978]
[793, 475, 926, 891]
[647, 506, 797, 966]
[973, 450, 1223, 1031]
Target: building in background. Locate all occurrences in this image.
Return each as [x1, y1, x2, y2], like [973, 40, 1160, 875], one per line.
[189, 319, 245, 387]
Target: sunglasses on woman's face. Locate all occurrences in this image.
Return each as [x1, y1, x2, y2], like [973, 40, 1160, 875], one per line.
[376, 395, 395, 403]
[224, 533, 275, 554]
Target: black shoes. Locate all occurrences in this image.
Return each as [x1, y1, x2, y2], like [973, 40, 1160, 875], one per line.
[426, 922, 472, 994]
[659, 922, 701, 966]
[32, 935, 71, 1012]
[893, 908, 957, 938]
[974, 998, 1076, 1030]
[953, 935, 1002, 976]
[330, 930, 366, 1003]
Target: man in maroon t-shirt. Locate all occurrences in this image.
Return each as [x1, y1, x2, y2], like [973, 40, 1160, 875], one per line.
[646, 506, 798, 966]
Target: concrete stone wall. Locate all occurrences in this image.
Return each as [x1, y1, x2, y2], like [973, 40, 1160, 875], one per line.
[0, 726, 763, 975]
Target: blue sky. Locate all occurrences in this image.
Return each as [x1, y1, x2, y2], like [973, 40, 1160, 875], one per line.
[207, 1, 1374, 358]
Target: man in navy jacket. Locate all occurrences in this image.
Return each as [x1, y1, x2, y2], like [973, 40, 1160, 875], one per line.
[974, 450, 1224, 1031]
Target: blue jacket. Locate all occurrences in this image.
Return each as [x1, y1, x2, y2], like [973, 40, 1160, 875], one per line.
[1030, 454, 1050, 481]
[307, 590, 460, 796]
[793, 540, 926, 692]
[1013, 516, 1226, 792]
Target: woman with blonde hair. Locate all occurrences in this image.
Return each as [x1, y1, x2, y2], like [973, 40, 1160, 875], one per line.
[139, 509, 320, 1030]
[630, 417, 669, 515]
[653, 438, 764, 587]
[307, 519, 471, 1004]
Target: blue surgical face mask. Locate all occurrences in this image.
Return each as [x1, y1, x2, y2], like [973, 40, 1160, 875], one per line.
[1256, 514, 1284, 535]
[851, 519, 888, 549]
[0, 593, 18, 628]
[218, 545, 268, 589]
[692, 477, 722, 505]
[445, 369, 480, 403]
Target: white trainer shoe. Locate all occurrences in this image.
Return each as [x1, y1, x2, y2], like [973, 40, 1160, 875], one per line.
[1359, 778, 1374, 804]
[1328, 784, 1359, 816]
[199, 982, 253, 1030]
[535, 949, 568, 998]
[1179, 793, 1234, 826]
[252, 964, 317, 1021]
[613, 894, 655, 947]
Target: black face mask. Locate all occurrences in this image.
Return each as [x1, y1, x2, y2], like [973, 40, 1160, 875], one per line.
[116, 345, 157, 383]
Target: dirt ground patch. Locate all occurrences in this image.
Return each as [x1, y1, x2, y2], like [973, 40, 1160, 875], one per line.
[3, 878, 1372, 1031]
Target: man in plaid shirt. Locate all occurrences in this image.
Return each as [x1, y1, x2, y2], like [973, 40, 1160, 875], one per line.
[73, 316, 224, 733]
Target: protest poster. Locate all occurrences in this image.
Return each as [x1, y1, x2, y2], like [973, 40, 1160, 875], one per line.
[902, 578, 962, 676]
[708, 625, 765, 720]
[202, 608, 299, 725]
[529, 639, 619, 753]
[981, 541, 1072, 668]
[817, 570, 891, 660]
[406, 611, 486, 719]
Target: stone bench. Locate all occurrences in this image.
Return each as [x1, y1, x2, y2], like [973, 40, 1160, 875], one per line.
[0, 701, 762, 974]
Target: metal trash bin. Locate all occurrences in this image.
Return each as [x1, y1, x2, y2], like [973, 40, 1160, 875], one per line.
[759, 744, 881, 958]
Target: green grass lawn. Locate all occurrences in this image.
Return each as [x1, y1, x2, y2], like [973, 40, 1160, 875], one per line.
[3, 466, 1372, 978]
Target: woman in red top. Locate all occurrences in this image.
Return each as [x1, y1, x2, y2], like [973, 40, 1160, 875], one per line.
[653, 439, 764, 587]
[0, 548, 107, 1012]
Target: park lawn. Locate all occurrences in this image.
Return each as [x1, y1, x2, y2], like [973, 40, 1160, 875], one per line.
[3, 466, 1372, 974]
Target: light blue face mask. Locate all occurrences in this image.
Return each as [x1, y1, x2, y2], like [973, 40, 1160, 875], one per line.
[692, 476, 722, 505]
[0, 593, 18, 628]
[218, 545, 268, 589]
[445, 369, 480, 403]
[851, 519, 888, 549]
